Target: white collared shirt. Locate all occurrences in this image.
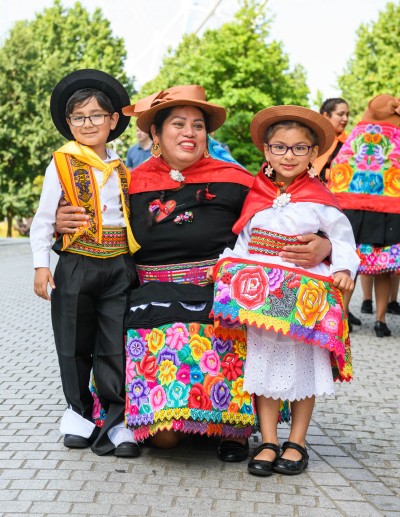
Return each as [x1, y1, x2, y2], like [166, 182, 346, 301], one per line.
[30, 148, 126, 268]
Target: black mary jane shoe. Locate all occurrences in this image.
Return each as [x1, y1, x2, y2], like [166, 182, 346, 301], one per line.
[361, 299, 373, 314]
[218, 439, 249, 462]
[273, 441, 309, 475]
[247, 442, 280, 477]
[374, 321, 391, 338]
[114, 441, 141, 458]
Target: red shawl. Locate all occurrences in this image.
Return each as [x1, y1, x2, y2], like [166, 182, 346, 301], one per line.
[233, 164, 342, 234]
[129, 156, 254, 194]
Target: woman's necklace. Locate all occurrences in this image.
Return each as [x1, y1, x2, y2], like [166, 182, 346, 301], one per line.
[271, 178, 291, 209]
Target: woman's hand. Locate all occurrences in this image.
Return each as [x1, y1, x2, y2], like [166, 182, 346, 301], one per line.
[55, 199, 89, 234]
[206, 265, 215, 283]
[279, 233, 331, 268]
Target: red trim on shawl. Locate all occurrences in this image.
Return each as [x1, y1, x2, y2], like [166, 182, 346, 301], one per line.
[232, 164, 342, 235]
[129, 156, 254, 194]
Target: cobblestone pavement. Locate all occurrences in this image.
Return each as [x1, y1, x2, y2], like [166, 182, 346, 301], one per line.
[0, 239, 399, 517]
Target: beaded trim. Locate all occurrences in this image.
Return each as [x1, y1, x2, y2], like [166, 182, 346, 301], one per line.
[67, 226, 128, 258]
[248, 228, 306, 256]
[136, 258, 217, 285]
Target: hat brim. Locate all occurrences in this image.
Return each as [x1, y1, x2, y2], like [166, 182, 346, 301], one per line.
[123, 99, 226, 134]
[50, 69, 130, 142]
[250, 105, 335, 157]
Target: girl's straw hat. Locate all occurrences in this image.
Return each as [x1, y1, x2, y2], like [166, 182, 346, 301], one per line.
[250, 105, 335, 156]
[51, 69, 130, 142]
[122, 85, 226, 134]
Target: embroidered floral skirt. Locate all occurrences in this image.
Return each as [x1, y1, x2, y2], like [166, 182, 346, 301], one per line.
[211, 259, 352, 383]
[357, 243, 400, 275]
[123, 282, 262, 441]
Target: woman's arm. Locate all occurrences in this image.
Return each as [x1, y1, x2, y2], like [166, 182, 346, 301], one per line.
[55, 199, 89, 234]
[279, 233, 332, 268]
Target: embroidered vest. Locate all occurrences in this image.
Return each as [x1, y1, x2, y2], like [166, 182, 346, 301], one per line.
[53, 152, 140, 254]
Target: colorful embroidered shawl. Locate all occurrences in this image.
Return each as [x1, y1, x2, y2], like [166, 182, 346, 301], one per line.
[211, 258, 352, 382]
[328, 121, 400, 214]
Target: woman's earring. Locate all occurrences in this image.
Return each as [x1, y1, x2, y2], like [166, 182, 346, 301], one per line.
[307, 164, 317, 178]
[264, 162, 274, 177]
[151, 143, 162, 158]
[203, 149, 210, 158]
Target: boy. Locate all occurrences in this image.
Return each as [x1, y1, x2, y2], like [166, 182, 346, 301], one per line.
[30, 69, 140, 457]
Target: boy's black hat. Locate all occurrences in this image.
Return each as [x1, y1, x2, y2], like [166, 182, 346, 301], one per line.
[50, 69, 130, 142]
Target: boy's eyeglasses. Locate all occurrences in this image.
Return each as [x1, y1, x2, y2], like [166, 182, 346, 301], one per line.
[68, 113, 112, 127]
[268, 144, 313, 156]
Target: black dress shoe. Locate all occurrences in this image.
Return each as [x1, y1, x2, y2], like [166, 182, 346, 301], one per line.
[374, 321, 391, 338]
[218, 439, 249, 462]
[361, 299, 373, 314]
[64, 434, 91, 448]
[247, 442, 280, 477]
[348, 311, 361, 326]
[273, 441, 309, 475]
[64, 426, 100, 449]
[387, 301, 400, 315]
[114, 441, 141, 458]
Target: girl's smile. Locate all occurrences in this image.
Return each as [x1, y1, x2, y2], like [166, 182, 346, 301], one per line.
[264, 127, 319, 188]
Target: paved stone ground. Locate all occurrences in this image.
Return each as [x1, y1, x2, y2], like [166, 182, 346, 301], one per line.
[0, 238, 399, 517]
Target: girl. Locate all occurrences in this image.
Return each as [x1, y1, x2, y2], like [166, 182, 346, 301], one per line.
[210, 105, 360, 476]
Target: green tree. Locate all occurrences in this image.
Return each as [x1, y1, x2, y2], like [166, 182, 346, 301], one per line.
[140, 0, 309, 172]
[338, 1, 400, 122]
[0, 0, 134, 236]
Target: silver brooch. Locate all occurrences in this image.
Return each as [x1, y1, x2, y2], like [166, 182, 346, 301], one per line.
[169, 170, 186, 182]
[272, 192, 291, 209]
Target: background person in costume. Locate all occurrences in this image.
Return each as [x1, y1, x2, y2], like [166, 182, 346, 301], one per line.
[30, 69, 141, 458]
[55, 85, 333, 461]
[328, 93, 400, 338]
[210, 106, 359, 476]
[313, 98, 361, 331]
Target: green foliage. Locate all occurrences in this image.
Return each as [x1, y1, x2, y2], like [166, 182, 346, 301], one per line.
[338, 2, 400, 123]
[0, 0, 134, 235]
[139, 0, 309, 173]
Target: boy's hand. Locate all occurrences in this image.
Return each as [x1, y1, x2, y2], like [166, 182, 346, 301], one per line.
[55, 198, 89, 234]
[34, 268, 55, 301]
[206, 265, 214, 283]
[332, 270, 354, 292]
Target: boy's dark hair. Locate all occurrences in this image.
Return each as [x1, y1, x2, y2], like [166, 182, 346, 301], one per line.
[149, 105, 210, 140]
[264, 120, 318, 146]
[319, 98, 348, 116]
[65, 88, 115, 117]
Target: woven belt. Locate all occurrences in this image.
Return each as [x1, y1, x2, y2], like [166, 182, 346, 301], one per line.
[67, 226, 128, 258]
[136, 258, 217, 286]
[248, 228, 306, 256]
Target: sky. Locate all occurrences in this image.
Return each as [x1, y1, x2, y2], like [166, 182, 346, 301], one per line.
[0, 0, 393, 104]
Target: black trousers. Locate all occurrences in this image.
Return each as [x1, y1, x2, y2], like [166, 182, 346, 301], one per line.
[51, 252, 137, 454]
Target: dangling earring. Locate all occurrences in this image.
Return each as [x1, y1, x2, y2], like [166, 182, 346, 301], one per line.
[151, 143, 162, 158]
[264, 162, 274, 177]
[307, 163, 317, 178]
[203, 149, 210, 158]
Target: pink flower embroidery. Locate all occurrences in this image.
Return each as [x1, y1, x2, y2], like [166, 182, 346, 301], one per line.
[176, 364, 191, 384]
[126, 361, 136, 384]
[200, 350, 221, 376]
[149, 385, 167, 411]
[321, 304, 343, 335]
[165, 323, 189, 350]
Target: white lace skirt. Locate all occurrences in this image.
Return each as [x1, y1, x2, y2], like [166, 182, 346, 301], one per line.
[243, 326, 335, 401]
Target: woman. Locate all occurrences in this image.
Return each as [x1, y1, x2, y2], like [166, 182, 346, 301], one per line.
[56, 85, 332, 459]
[313, 98, 350, 184]
[329, 93, 400, 337]
[313, 98, 361, 329]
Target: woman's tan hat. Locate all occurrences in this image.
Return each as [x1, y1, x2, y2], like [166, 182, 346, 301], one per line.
[250, 105, 335, 156]
[122, 85, 226, 133]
